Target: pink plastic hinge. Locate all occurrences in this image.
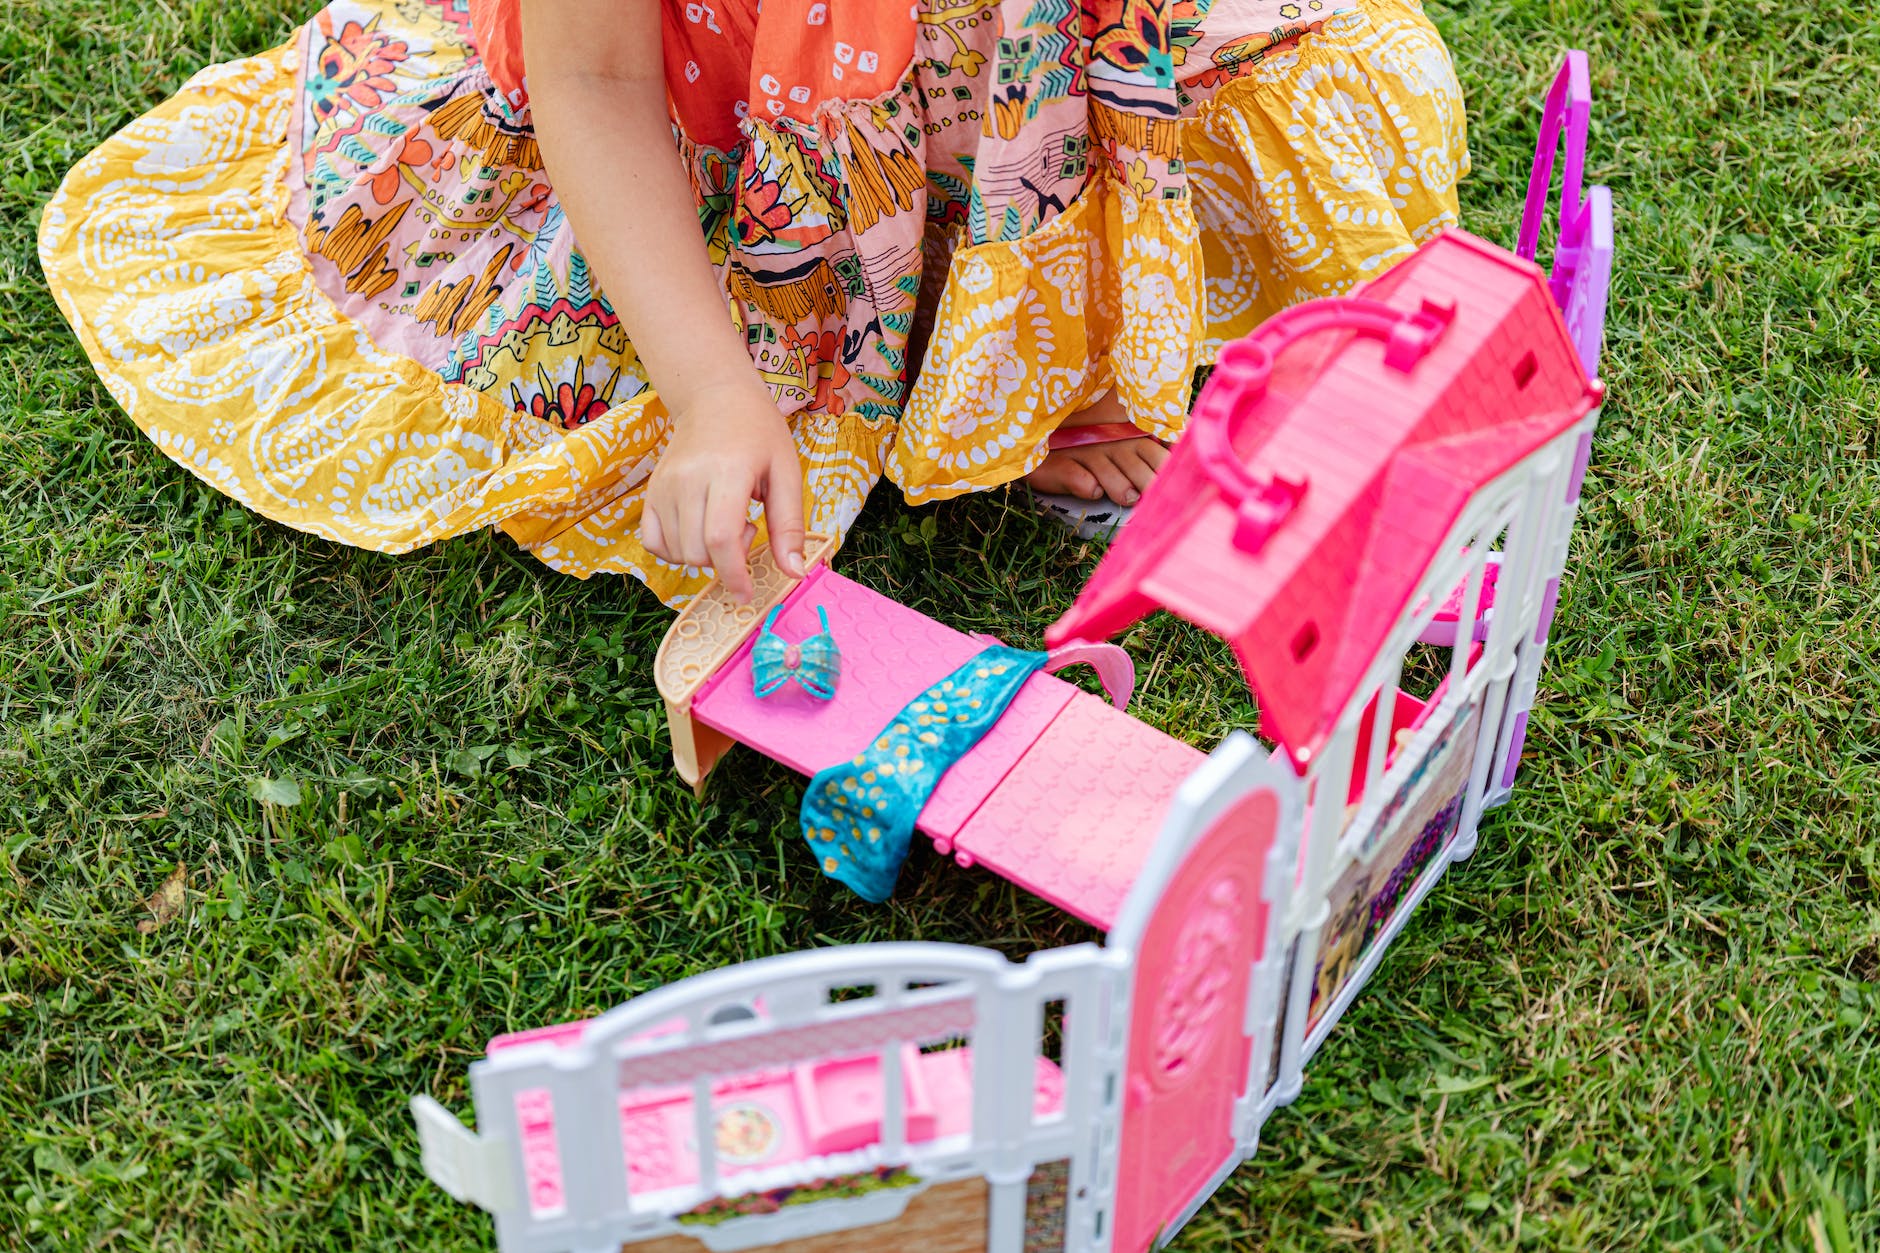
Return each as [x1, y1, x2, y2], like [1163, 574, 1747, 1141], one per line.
[1230, 474, 1308, 554]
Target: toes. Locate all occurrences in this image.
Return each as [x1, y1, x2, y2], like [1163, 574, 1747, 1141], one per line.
[1028, 452, 1104, 500]
[1115, 444, 1160, 495]
[1065, 463, 1104, 500]
[1082, 453, 1139, 506]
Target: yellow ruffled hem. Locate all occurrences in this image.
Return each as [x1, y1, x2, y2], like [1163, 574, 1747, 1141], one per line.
[888, 0, 1468, 504]
[36, 38, 886, 607]
[888, 176, 1207, 505]
[1184, 0, 1471, 348]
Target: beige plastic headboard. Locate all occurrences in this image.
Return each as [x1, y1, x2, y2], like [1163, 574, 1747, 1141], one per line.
[654, 533, 838, 793]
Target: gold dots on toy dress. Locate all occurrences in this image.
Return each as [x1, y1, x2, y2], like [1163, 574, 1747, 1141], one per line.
[824, 856, 840, 873]
[919, 731, 940, 745]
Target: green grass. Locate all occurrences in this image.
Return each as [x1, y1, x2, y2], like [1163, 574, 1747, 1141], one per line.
[3, 0, 1877, 1248]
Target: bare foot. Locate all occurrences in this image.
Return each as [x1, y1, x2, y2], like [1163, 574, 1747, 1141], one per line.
[1026, 390, 1169, 506]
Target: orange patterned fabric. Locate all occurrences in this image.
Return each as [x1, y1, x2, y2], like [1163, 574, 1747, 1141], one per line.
[40, 0, 1468, 604]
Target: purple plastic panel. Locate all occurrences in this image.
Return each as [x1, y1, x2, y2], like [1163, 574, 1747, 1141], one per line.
[1564, 186, 1614, 377]
[1567, 427, 1594, 502]
[1534, 577, 1561, 646]
[1518, 51, 1614, 378]
[1500, 712, 1531, 789]
[1517, 52, 1590, 272]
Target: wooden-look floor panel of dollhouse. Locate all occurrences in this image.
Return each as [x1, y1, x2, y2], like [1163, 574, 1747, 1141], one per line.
[689, 570, 1198, 931]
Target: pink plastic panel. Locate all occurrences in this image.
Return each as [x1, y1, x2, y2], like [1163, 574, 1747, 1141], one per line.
[1417, 556, 1502, 647]
[921, 1048, 1067, 1124]
[687, 565, 1091, 854]
[488, 1014, 684, 1055]
[917, 673, 1077, 845]
[1112, 786, 1279, 1252]
[795, 1046, 937, 1154]
[949, 694, 1205, 930]
[1346, 687, 1430, 806]
[691, 568, 987, 776]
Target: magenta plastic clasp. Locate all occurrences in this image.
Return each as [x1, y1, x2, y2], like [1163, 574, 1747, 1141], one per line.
[1517, 51, 1613, 376]
[1192, 296, 1457, 553]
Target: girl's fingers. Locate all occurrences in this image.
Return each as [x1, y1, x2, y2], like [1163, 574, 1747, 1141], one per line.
[764, 448, 807, 578]
[640, 504, 668, 561]
[675, 485, 712, 571]
[703, 484, 755, 602]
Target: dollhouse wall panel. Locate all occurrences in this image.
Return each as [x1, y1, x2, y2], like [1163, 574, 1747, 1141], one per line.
[622, 1177, 992, 1253]
[1304, 698, 1484, 1040]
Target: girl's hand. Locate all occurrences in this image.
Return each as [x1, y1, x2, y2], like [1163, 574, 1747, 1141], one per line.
[641, 381, 807, 602]
[522, 3, 806, 604]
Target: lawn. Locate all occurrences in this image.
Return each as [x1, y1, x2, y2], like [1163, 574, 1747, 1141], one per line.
[3, 0, 1877, 1249]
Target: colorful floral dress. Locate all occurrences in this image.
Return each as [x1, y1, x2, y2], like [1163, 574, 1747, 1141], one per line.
[38, 0, 1468, 604]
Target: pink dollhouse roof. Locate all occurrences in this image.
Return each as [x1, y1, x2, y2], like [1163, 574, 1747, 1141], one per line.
[1045, 231, 1604, 767]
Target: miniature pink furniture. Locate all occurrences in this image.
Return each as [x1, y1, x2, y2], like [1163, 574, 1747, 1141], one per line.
[486, 1014, 1066, 1210]
[685, 565, 1196, 928]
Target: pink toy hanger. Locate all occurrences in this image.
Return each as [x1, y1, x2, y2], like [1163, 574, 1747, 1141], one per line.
[970, 633, 1138, 709]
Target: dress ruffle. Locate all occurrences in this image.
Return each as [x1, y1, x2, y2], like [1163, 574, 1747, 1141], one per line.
[889, 179, 1206, 502]
[40, 0, 1467, 602]
[39, 13, 892, 606]
[889, 0, 1468, 501]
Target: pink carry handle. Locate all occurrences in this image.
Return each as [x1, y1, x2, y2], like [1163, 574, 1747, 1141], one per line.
[1516, 51, 1612, 376]
[1194, 297, 1458, 552]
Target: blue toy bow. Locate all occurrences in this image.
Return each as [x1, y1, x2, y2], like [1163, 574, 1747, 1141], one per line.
[751, 605, 840, 700]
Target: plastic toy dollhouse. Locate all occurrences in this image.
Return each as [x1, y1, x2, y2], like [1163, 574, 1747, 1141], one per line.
[410, 54, 1614, 1253]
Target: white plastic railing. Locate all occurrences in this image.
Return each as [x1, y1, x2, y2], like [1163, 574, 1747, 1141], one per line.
[419, 941, 1117, 1253]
